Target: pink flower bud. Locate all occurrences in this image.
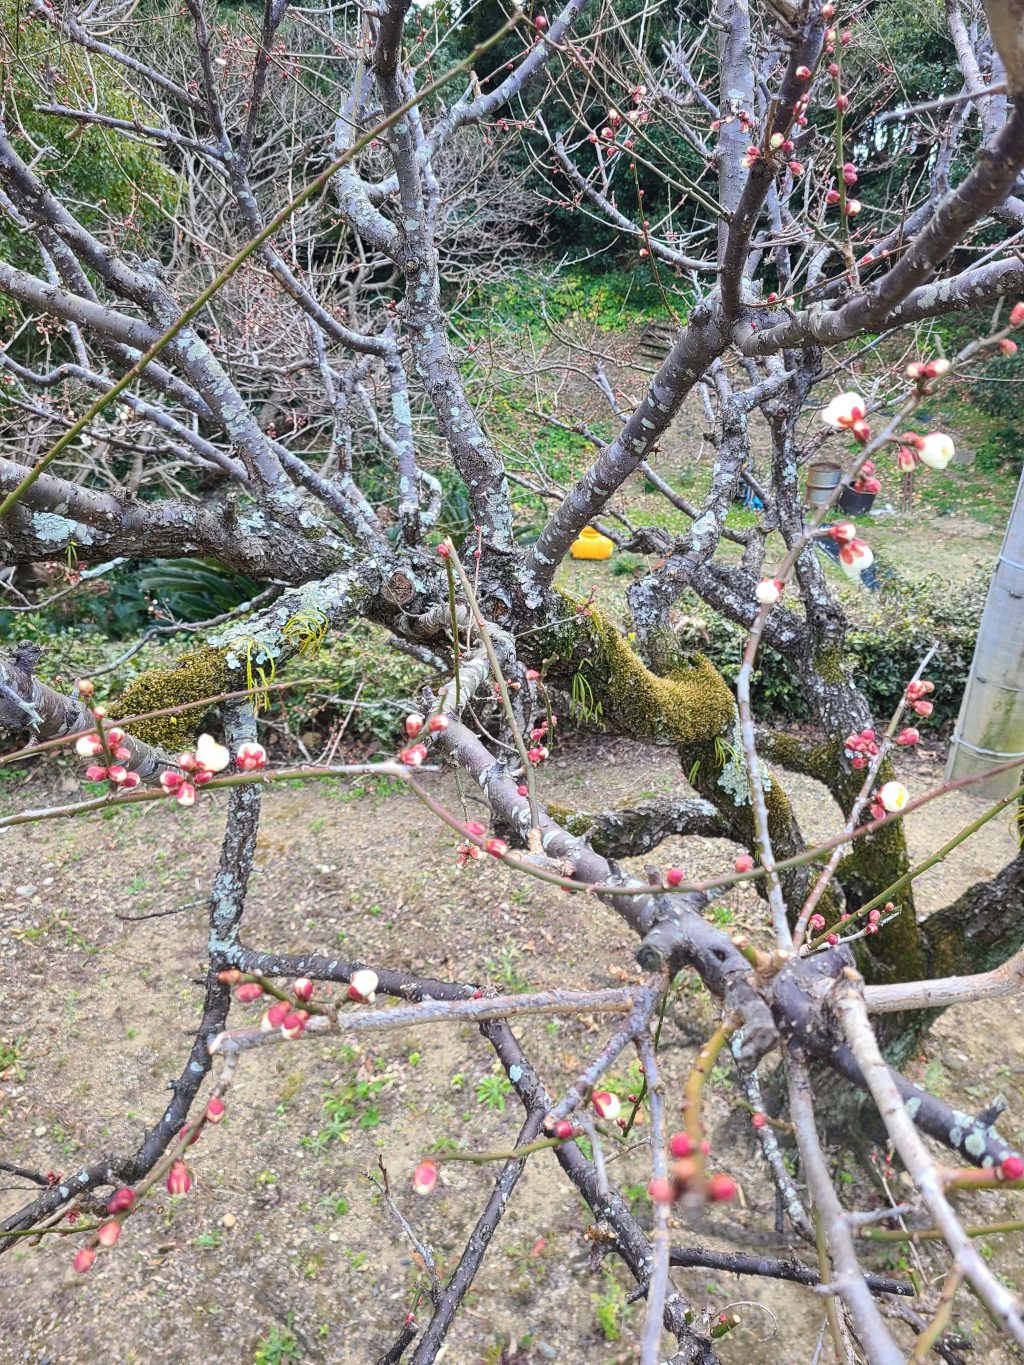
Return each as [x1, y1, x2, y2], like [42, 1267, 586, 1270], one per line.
[527, 746, 548, 765]
[896, 727, 919, 746]
[845, 198, 862, 216]
[827, 933, 839, 945]
[464, 820, 486, 837]
[348, 969, 378, 1004]
[428, 714, 450, 733]
[648, 1177, 676, 1204]
[293, 977, 313, 1002]
[825, 188, 840, 205]
[176, 781, 197, 807]
[105, 728, 124, 746]
[118, 771, 141, 792]
[160, 771, 183, 793]
[97, 1220, 121, 1247]
[553, 1120, 575, 1139]
[755, 577, 782, 605]
[74, 1246, 97, 1273]
[666, 867, 684, 887]
[235, 982, 264, 1003]
[851, 418, 870, 443]
[399, 743, 428, 766]
[835, 94, 849, 111]
[485, 837, 508, 857]
[205, 1098, 226, 1124]
[788, 160, 804, 176]
[405, 713, 424, 738]
[76, 678, 95, 698]
[166, 1160, 191, 1196]
[795, 65, 811, 79]
[734, 854, 754, 873]
[821, 1, 835, 16]
[912, 699, 933, 717]
[107, 765, 128, 785]
[1001, 1155, 1024, 1180]
[669, 1132, 694, 1158]
[842, 163, 858, 184]
[436, 543, 450, 558]
[808, 914, 826, 931]
[412, 1160, 438, 1195]
[107, 1188, 136, 1214]
[840, 28, 852, 43]
[706, 1173, 737, 1202]
[1000, 338, 1018, 357]
[592, 1090, 621, 1121]
[827, 61, 839, 77]
[92, 705, 108, 719]
[75, 734, 104, 758]
[534, 13, 548, 28]
[1010, 301, 1024, 327]
[280, 1011, 306, 1039]
[262, 1000, 290, 1031]
[85, 764, 109, 782]
[517, 784, 529, 796]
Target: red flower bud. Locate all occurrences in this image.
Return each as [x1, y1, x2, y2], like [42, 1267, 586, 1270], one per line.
[1000, 338, 1018, 357]
[85, 764, 109, 782]
[835, 94, 849, 111]
[1001, 1155, 1024, 1180]
[485, 837, 508, 857]
[534, 13, 548, 28]
[293, 977, 313, 1002]
[912, 699, 933, 717]
[1010, 301, 1024, 327]
[74, 1246, 97, 1274]
[808, 914, 826, 931]
[795, 64, 811, 79]
[669, 1132, 694, 1158]
[734, 854, 754, 874]
[106, 1187, 135, 1214]
[399, 743, 428, 766]
[665, 867, 684, 887]
[205, 1098, 226, 1124]
[235, 982, 264, 1003]
[436, 543, 450, 558]
[896, 727, 919, 746]
[428, 714, 450, 733]
[827, 61, 839, 77]
[751, 1112, 766, 1128]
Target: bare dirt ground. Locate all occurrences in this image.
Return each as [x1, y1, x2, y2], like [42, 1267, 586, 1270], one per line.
[2, 733, 1023, 1364]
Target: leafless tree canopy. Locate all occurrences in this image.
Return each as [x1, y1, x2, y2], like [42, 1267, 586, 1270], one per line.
[4, 0, 1024, 1357]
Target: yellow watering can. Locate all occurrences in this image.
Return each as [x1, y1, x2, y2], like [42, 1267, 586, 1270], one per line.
[570, 526, 615, 561]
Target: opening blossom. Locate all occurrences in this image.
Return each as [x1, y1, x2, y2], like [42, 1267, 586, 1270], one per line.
[917, 432, 955, 469]
[820, 392, 866, 430]
[878, 781, 910, 813]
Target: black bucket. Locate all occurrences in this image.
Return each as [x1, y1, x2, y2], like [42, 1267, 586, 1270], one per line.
[838, 485, 877, 516]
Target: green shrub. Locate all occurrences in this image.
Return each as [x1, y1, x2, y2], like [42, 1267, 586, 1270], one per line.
[673, 571, 986, 727]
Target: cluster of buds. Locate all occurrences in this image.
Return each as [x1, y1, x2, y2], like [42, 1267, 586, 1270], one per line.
[647, 1132, 737, 1205]
[905, 356, 951, 392]
[896, 726, 920, 746]
[843, 726, 879, 770]
[896, 430, 956, 472]
[159, 734, 230, 807]
[399, 742, 427, 766]
[820, 390, 869, 442]
[906, 678, 935, 717]
[849, 458, 880, 495]
[870, 781, 909, 819]
[710, 109, 756, 134]
[76, 727, 140, 792]
[528, 742, 549, 765]
[828, 520, 874, 580]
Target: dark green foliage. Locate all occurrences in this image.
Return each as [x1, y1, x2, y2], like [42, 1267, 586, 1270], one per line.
[673, 573, 987, 727]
